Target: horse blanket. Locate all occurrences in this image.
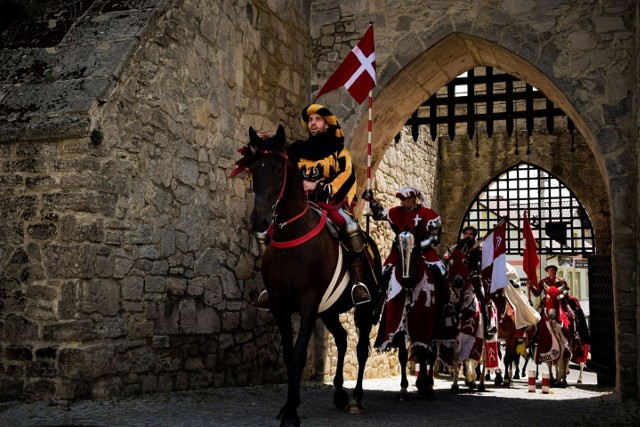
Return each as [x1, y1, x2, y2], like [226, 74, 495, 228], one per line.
[375, 265, 437, 351]
[456, 286, 485, 364]
[536, 310, 571, 364]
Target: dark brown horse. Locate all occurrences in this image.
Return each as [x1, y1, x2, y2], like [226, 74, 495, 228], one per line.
[233, 125, 381, 427]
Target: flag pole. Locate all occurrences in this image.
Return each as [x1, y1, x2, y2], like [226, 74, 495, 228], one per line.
[365, 89, 373, 233]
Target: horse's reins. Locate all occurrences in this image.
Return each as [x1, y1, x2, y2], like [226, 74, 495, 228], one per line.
[261, 149, 326, 248]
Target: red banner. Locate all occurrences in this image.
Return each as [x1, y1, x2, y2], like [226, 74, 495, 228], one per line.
[523, 210, 539, 286]
[314, 24, 376, 104]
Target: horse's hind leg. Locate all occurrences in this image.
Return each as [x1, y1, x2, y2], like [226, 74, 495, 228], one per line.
[322, 314, 350, 410]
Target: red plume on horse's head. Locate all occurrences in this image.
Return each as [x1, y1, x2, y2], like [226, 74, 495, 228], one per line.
[228, 125, 287, 178]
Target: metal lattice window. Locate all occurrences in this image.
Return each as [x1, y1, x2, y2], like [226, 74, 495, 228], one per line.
[461, 162, 594, 255]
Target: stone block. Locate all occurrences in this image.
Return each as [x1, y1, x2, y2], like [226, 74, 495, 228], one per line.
[2, 314, 38, 342]
[43, 243, 96, 279]
[185, 357, 204, 372]
[145, 275, 165, 292]
[187, 277, 204, 296]
[122, 276, 144, 301]
[221, 311, 240, 331]
[167, 277, 187, 295]
[58, 280, 80, 319]
[0, 195, 37, 220]
[42, 320, 96, 341]
[0, 223, 24, 245]
[179, 299, 197, 334]
[196, 306, 219, 334]
[58, 348, 90, 379]
[26, 361, 57, 378]
[194, 248, 223, 275]
[96, 318, 127, 338]
[129, 319, 154, 339]
[154, 301, 179, 335]
[35, 346, 58, 360]
[5, 346, 33, 361]
[234, 252, 255, 280]
[114, 257, 134, 279]
[204, 277, 223, 306]
[27, 223, 57, 240]
[80, 279, 120, 316]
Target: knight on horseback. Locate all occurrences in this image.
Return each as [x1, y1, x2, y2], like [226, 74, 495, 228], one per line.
[362, 186, 450, 316]
[444, 226, 496, 338]
[253, 104, 371, 309]
[530, 265, 571, 312]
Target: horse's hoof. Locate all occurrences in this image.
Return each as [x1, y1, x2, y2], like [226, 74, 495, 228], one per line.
[333, 389, 349, 409]
[513, 372, 520, 380]
[396, 391, 409, 402]
[279, 419, 300, 427]
[478, 384, 486, 392]
[577, 379, 583, 384]
[347, 401, 365, 414]
[451, 384, 460, 393]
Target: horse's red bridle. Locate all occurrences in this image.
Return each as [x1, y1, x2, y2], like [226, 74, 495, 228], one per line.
[259, 149, 325, 248]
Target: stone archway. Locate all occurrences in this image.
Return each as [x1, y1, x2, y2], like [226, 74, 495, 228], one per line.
[349, 33, 604, 189]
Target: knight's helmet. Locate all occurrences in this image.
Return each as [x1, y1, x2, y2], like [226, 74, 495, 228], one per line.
[397, 230, 414, 279]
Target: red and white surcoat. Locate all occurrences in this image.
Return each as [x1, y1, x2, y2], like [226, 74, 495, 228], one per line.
[384, 206, 442, 266]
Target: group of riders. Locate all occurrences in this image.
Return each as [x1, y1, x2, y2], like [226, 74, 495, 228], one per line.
[250, 103, 589, 382]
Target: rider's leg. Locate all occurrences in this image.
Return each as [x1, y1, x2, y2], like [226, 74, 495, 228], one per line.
[429, 262, 455, 317]
[472, 274, 495, 338]
[338, 207, 371, 305]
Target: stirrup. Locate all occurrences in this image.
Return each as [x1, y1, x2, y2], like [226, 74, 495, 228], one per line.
[252, 290, 270, 311]
[351, 283, 371, 306]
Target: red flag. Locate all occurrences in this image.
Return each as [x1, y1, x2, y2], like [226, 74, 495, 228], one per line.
[481, 220, 507, 293]
[522, 210, 539, 286]
[314, 25, 376, 104]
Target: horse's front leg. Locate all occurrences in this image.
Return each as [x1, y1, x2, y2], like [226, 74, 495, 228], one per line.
[278, 311, 317, 427]
[321, 314, 350, 410]
[415, 345, 435, 398]
[349, 306, 374, 413]
[451, 343, 460, 393]
[397, 338, 410, 401]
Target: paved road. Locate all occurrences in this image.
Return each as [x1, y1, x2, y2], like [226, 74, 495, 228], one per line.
[1, 366, 638, 426]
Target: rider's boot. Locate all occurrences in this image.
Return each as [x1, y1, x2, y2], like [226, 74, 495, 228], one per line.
[484, 303, 497, 338]
[339, 207, 371, 306]
[252, 289, 270, 311]
[350, 255, 371, 305]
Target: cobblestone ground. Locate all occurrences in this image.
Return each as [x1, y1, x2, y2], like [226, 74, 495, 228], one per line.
[1, 367, 638, 427]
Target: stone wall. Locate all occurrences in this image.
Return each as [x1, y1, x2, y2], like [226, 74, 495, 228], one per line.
[0, 0, 314, 401]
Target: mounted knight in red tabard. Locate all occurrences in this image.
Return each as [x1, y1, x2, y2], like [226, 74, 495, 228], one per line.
[530, 265, 572, 364]
[363, 186, 450, 350]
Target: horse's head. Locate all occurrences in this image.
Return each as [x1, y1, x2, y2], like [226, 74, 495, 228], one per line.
[543, 284, 565, 320]
[394, 231, 425, 287]
[447, 249, 470, 291]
